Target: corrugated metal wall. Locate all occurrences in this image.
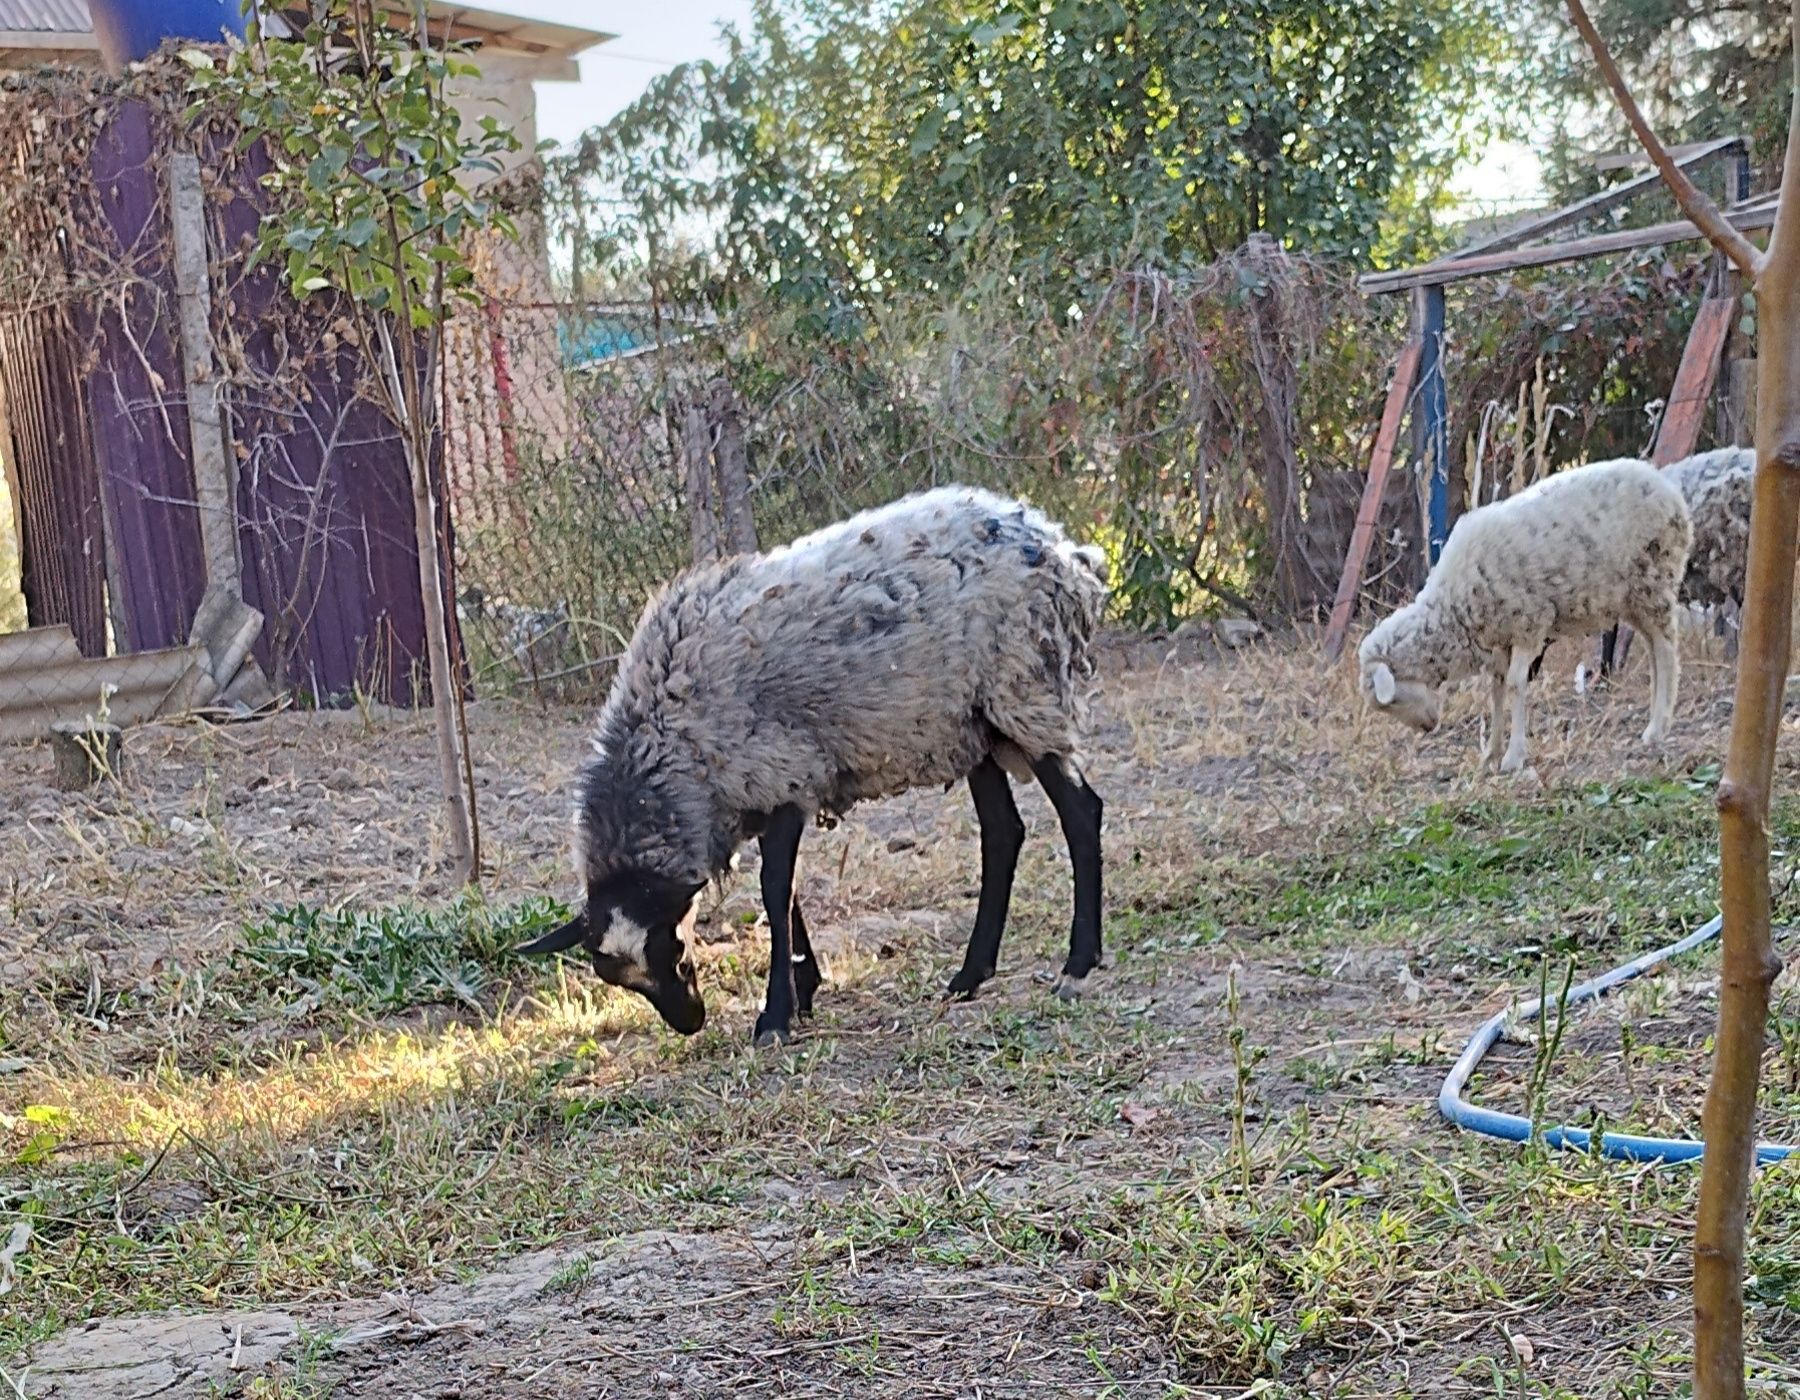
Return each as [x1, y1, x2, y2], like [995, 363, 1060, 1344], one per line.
[0, 298, 107, 655]
[81, 104, 207, 656]
[0, 94, 437, 705]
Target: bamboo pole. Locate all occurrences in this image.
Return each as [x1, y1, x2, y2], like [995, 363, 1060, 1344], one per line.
[1566, 2, 1799, 1395]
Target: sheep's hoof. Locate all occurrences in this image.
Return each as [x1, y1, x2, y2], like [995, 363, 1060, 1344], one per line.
[1499, 753, 1526, 776]
[1641, 725, 1669, 746]
[1053, 970, 1091, 1001]
[946, 966, 991, 1000]
[752, 1018, 794, 1048]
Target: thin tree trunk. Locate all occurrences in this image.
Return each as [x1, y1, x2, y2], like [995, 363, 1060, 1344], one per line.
[1696, 12, 1800, 1394]
[1566, 2, 1800, 1394]
[378, 305, 475, 887]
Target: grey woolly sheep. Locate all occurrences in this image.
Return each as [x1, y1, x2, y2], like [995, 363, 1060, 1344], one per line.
[517, 486, 1111, 1046]
[1359, 457, 1691, 774]
[1597, 446, 1752, 674]
[1666, 446, 1754, 607]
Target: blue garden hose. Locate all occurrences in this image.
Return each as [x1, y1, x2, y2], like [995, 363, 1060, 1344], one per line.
[1439, 914, 1797, 1164]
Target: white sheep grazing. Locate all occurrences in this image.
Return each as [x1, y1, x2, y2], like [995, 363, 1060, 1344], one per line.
[1359, 457, 1691, 773]
[516, 486, 1111, 1045]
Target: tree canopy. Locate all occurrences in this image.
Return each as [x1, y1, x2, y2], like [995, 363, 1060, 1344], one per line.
[558, 0, 1509, 312]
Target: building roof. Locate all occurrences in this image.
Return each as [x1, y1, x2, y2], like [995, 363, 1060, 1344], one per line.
[0, 0, 90, 31]
[0, 2, 610, 71]
[0, 0, 93, 65]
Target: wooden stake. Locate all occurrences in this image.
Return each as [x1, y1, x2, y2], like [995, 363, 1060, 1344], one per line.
[1322, 338, 1422, 662]
[709, 378, 760, 556]
[681, 402, 720, 565]
[166, 152, 241, 599]
[50, 720, 122, 790]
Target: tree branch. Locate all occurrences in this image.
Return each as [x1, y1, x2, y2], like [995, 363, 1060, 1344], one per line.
[1564, 0, 1766, 280]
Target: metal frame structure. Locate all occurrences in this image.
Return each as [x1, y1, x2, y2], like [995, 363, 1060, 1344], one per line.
[1323, 137, 1763, 662]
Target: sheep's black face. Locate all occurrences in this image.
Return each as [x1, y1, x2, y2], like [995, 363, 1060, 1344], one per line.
[517, 871, 707, 1034]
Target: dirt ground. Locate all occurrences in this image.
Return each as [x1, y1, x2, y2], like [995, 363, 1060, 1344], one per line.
[3, 626, 1798, 1399]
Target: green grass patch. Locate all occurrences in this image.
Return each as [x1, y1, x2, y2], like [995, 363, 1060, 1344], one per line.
[231, 893, 570, 1015]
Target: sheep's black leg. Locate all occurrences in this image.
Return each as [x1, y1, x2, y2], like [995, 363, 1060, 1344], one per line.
[791, 899, 821, 1018]
[1600, 624, 1629, 677]
[755, 803, 806, 1047]
[1030, 755, 1103, 999]
[947, 756, 1025, 999]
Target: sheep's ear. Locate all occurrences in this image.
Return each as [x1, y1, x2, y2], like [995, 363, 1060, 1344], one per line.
[517, 912, 588, 955]
[1370, 662, 1397, 706]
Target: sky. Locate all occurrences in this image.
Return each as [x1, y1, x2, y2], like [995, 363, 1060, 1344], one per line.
[510, 0, 1547, 218]
[517, 0, 757, 146]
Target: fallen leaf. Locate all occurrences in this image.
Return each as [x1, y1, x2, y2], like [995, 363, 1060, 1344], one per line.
[1119, 1102, 1159, 1127]
[1508, 1332, 1535, 1365]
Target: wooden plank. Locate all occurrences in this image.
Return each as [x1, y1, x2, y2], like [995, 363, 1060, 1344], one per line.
[1359, 198, 1780, 295]
[1592, 137, 1746, 174]
[1323, 338, 1424, 662]
[1653, 296, 1736, 463]
[0, 625, 80, 669]
[1454, 137, 1742, 261]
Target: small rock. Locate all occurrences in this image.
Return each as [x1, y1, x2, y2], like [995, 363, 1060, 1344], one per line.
[1217, 617, 1263, 649]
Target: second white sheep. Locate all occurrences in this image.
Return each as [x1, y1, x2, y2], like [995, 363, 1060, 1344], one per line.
[1359, 457, 1691, 773]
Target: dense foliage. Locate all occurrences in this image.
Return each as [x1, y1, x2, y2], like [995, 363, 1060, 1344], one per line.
[559, 0, 1510, 310]
[1524, 0, 1794, 192]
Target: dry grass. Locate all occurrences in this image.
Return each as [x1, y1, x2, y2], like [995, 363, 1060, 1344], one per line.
[1, 626, 1798, 1398]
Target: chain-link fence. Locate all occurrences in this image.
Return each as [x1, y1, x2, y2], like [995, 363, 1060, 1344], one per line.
[441, 243, 1420, 704]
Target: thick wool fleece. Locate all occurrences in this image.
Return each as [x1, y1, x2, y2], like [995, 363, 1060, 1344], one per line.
[1360, 457, 1691, 687]
[575, 487, 1110, 889]
[1665, 446, 1753, 607]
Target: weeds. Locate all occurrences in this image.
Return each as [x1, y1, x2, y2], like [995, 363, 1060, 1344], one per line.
[231, 893, 569, 1015]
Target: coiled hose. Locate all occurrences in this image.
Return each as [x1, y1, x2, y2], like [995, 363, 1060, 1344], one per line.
[1439, 914, 1796, 1164]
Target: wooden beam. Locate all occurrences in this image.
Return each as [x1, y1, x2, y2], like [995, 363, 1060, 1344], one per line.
[1360, 198, 1780, 295]
[1323, 338, 1423, 662]
[1654, 296, 1736, 463]
[1415, 287, 1451, 561]
[1593, 137, 1748, 174]
[1456, 136, 1744, 261]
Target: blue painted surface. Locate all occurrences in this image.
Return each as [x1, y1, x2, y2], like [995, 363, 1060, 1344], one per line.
[559, 313, 657, 368]
[87, 0, 248, 72]
[1417, 285, 1450, 562]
